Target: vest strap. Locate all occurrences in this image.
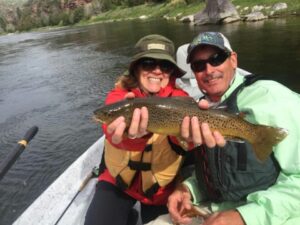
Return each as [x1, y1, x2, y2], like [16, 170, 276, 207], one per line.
[168, 137, 186, 156]
[128, 160, 151, 171]
[116, 174, 129, 190]
[237, 146, 247, 171]
[144, 144, 152, 152]
[144, 183, 160, 198]
[98, 146, 107, 175]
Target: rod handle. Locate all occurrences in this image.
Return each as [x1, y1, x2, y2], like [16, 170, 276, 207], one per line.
[0, 126, 39, 180]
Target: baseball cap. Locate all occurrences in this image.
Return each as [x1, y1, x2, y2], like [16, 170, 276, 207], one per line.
[129, 34, 186, 78]
[187, 32, 233, 63]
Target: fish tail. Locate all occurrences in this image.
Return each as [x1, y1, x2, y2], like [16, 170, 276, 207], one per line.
[250, 125, 288, 161]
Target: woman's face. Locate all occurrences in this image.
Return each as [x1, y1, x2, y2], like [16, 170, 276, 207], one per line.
[135, 58, 174, 94]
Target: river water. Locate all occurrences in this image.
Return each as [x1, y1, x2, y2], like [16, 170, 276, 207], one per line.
[0, 17, 299, 224]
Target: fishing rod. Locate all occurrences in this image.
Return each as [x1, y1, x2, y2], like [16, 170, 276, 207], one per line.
[0, 126, 39, 181]
[54, 167, 99, 225]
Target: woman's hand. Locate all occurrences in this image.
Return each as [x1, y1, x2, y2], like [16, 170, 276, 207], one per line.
[107, 92, 149, 144]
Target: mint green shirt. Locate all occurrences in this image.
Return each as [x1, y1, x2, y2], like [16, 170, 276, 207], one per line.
[184, 71, 300, 225]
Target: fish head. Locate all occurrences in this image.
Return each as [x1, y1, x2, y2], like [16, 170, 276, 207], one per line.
[93, 100, 133, 125]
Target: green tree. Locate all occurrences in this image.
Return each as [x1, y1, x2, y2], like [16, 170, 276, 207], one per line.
[73, 6, 84, 23]
[0, 16, 6, 30]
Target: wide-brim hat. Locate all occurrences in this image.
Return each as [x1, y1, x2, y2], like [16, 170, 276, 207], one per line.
[129, 34, 186, 78]
[187, 32, 233, 63]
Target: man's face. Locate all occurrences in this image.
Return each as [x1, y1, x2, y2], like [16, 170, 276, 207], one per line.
[190, 46, 237, 102]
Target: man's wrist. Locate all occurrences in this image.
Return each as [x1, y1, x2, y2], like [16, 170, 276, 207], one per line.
[177, 183, 192, 200]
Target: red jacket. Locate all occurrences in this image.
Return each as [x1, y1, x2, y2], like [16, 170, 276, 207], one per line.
[99, 78, 189, 205]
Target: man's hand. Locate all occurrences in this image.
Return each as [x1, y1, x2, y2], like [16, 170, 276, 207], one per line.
[203, 210, 245, 225]
[167, 184, 193, 225]
[107, 92, 149, 144]
[181, 99, 226, 148]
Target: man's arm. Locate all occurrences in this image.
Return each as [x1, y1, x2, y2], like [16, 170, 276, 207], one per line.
[236, 81, 300, 225]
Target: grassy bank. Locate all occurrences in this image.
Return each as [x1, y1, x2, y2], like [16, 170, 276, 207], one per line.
[2, 0, 298, 35]
[79, 0, 300, 25]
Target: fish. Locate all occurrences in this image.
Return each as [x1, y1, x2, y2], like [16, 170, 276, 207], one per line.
[93, 96, 288, 161]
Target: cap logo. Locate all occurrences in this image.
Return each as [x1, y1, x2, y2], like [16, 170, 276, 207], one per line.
[147, 43, 166, 51]
[191, 32, 223, 48]
[187, 32, 232, 63]
[201, 33, 214, 42]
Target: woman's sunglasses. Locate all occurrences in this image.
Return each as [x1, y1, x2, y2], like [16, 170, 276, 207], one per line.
[191, 51, 230, 72]
[137, 58, 175, 74]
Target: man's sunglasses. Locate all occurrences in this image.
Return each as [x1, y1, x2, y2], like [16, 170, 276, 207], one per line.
[191, 51, 230, 72]
[137, 58, 175, 74]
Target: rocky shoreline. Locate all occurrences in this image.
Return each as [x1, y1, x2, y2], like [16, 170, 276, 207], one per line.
[0, 1, 298, 34]
[171, 2, 293, 25]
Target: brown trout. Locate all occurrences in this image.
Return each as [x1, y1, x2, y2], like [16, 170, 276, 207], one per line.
[93, 97, 288, 161]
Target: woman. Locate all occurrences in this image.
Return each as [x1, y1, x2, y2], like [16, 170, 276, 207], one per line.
[85, 34, 189, 225]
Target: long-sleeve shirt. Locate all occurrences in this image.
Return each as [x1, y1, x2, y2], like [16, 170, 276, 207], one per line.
[184, 71, 300, 224]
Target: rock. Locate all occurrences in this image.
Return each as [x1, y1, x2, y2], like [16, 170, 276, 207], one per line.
[269, 11, 275, 16]
[180, 14, 194, 23]
[194, 0, 240, 25]
[219, 10, 240, 24]
[244, 11, 267, 21]
[222, 15, 240, 24]
[272, 3, 288, 11]
[139, 15, 148, 20]
[176, 13, 183, 18]
[252, 5, 264, 12]
[170, 0, 186, 5]
[164, 15, 176, 20]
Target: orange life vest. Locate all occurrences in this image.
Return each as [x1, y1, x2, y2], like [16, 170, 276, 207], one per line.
[104, 134, 186, 197]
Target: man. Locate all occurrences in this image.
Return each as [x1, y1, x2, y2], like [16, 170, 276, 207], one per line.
[175, 43, 250, 101]
[145, 32, 300, 225]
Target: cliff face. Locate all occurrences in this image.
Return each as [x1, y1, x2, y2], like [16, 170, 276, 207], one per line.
[64, 0, 93, 9]
[0, 0, 102, 33]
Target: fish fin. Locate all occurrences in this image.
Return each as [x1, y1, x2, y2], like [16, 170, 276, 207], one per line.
[237, 112, 248, 119]
[92, 115, 103, 124]
[212, 105, 249, 119]
[213, 106, 248, 119]
[250, 125, 288, 161]
[214, 105, 228, 110]
[171, 96, 197, 104]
